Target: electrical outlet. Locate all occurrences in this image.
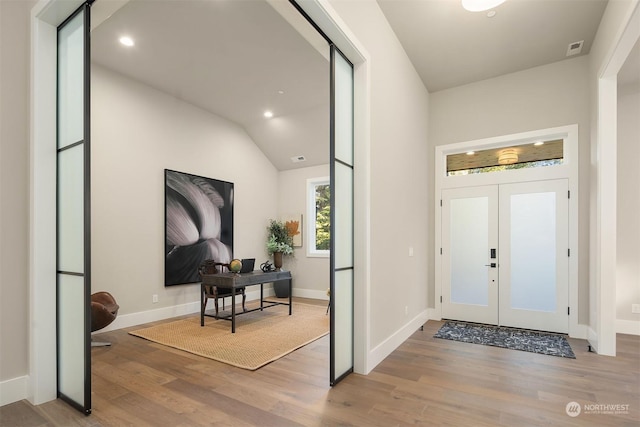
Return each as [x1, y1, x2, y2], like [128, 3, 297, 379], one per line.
[405, 306, 408, 315]
[632, 304, 640, 314]
[409, 247, 414, 257]
[152, 294, 159, 304]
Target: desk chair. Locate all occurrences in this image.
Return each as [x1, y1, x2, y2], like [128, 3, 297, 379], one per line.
[198, 259, 246, 318]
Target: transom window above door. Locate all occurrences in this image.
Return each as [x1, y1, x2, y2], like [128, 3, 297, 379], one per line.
[447, 139, 563, 176]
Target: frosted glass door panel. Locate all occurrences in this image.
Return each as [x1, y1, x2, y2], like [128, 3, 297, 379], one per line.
[441, 186, 498, 325]
[510, 192, 556, 312]
[57, 3, 90, 414]
[57, 12, 84, 150]
[450, 197, 489, 306]
[334, 53, 353, 166]
[498, 180, 569, 333]
[57, 274, 86, 404]
[334, 162, 353, 269]
[330, 46, 354, 386]
[333, 269, 353, 379]
[58, 145, 84, 273]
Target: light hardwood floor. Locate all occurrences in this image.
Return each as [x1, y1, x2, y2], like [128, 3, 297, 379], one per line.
[2, 299, 639, 426]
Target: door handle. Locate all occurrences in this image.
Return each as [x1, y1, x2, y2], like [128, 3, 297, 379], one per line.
[484, 263, 497, 268]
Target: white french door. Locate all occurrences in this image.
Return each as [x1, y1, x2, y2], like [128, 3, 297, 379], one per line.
[442, 179, 569, 333]
[442, 186, 499, 325]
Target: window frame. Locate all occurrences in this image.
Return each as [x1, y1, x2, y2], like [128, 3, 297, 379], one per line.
[306, 176, 330, 258]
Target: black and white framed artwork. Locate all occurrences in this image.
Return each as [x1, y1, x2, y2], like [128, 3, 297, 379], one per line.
[164, 169, 233, 286]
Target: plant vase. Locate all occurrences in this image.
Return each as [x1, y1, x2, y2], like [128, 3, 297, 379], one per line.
[273, 251, 283, 271]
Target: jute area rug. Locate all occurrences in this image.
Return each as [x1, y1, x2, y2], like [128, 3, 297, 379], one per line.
[434, 321, 576, 359]
[130, 302, 329, 370]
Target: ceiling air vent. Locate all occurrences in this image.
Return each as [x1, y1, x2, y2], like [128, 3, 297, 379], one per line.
[566, 40, 584, 57]
[291, 155, 306, 163]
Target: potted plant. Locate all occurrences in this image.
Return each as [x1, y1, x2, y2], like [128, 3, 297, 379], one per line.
[266, 219, 294, 297]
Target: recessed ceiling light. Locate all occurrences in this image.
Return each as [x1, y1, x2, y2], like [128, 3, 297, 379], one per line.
[119, 36, 135, 47]
[534, 141, 544, 146]
[263, 111, 274, 118]
[466, 151, 475, 155]
[487, 10, 497, 18]
[277, 90, 285, 95]
[462, 0, 506, 12]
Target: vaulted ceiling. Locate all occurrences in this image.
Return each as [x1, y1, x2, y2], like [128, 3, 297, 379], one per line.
[92, 0, 329, 171]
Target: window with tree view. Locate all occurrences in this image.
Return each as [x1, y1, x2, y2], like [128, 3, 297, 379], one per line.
[307, 177, 330, 256]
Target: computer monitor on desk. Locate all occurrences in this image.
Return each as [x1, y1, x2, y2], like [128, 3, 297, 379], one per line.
[240, 258, 255, 273]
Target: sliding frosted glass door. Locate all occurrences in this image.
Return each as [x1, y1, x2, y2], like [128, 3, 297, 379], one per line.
[329, 46, 354, 386]
[57, 2, 91, 414]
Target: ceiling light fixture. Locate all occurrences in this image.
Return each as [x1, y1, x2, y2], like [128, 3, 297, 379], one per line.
[486, 10, 497, 18]
[119, 36, 135, 47]
[462, 0, 506, 12]
[498, 148, 518, 165]
[263, 111, 274, 118]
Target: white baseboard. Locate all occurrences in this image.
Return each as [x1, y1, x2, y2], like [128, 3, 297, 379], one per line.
[0, 376, 28, 407]
[96, 288, 275, 333]
[292, 288, 329, 300]
[616, 319, 640, 336]
[367, 309, 429, 373]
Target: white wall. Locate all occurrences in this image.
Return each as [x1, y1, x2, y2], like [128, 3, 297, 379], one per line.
[617, 86, 640, 330]
[429, 56, 591, 323]
[277, 164, 330, 299]
[91, 65, 279, 319]
[0, 0, 37, 399]
[329, 0, 430, 349]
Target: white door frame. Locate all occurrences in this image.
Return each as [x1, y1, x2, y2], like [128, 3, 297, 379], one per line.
[591, 2, 640, 357]
[30, 0, 373, 405]
[434, 124, 583, 338]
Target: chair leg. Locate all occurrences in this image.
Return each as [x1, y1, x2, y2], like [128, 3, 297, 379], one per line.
[91, 340, 111, 347]
[214, 297, 220, 318]
[242, 291, 247, 312]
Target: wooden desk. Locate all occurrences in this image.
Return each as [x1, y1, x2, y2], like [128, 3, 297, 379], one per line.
[200, 270, 292, 333]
